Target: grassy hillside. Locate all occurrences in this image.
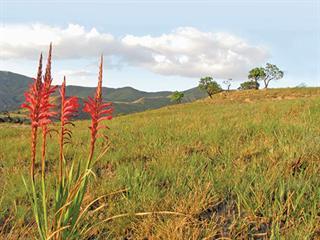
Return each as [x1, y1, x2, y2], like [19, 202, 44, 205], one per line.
[0, 71, 206, 115]
[1, 88, 320, 239]
[0, 71, 33, 110]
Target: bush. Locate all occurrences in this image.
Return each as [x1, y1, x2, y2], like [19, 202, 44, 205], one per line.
[170, 91, 184, 103]
[239, 81, 260, 90]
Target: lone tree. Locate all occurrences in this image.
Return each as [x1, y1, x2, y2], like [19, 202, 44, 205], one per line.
[199, 76, 222, 98]
[223, 78, 232, 92]
[248, 67, 265, 89]
[263, 63, 284, 89]
[170, 91, 184, 104]
[248, 63, 284, 89]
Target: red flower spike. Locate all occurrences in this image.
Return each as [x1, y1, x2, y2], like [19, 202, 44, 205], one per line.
[83, 55, 113, 164]
[44, 43, 52, 86]
[59, 76, 79, 181]
[22, 54, 43, 127]
[40, 44, 58, 178]
[40, 43, 58, 128]
[21, 53, 43, 181]
[22, 45, 59, 181]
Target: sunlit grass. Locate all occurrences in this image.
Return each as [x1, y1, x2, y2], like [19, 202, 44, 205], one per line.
[1, 88, 320, 239]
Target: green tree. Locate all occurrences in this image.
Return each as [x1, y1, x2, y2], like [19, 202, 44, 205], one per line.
[263, 63, 284, 89]
[199, 76, 222, 98]
[170, 91, 184, 104]
[248, 67, 265, 89]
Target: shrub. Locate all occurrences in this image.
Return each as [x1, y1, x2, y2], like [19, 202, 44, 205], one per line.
[170, 91, 184, 103]
[239, 81, 260, 90]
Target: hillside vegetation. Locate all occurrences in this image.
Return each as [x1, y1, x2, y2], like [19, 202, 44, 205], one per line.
[0, 88, 320, 239]
[0, 71, 206, 115]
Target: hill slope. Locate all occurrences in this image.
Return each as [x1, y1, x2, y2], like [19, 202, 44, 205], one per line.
[0, 71, 206, 115]
[0, 71, 33, 110]
[1, 88, 319, 238]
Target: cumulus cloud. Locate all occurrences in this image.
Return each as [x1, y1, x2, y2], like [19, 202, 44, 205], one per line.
[0, 24, 269, 79]
[0, 23, 116, 59]
[121, 27, 269, 78]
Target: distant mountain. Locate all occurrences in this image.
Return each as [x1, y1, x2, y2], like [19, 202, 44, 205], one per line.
[0, 71, 33, 111]
[0, 71, 207, 116]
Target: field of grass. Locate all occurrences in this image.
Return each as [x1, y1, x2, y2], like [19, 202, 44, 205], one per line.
[1, 88, 320, 239]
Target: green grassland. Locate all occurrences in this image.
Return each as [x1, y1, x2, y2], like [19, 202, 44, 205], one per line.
[0, 88, 320, 239]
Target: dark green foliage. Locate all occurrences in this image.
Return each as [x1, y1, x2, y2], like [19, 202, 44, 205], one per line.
[239, 81, 260, 90]
[248, 67, 265, 89]
[170, 91, 184, 103]
[198, 76, 222, 98]
[247, 63, 284, 89]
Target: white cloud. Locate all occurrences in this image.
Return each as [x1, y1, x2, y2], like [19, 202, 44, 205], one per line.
[58, 70, 95, 77]
[0, 23, 116, 59]
[121, 27, 269, 78]
[0, 24, 269, 79]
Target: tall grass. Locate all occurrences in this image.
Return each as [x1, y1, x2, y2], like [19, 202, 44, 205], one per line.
[0, 69, 319, 237]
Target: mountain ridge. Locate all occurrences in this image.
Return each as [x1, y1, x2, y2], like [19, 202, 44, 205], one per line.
[0, 71, 207, 115]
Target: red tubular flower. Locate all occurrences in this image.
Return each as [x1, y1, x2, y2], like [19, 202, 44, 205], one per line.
[59, 76, 79, 182]
[40, 44, 57, 127]
[83, 55, 113, 164]
[41, 43, 58, 178]
[22, 45, 58, 181]
[21, 54, 43, 181]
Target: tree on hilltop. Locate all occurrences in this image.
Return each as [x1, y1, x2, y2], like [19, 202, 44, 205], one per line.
[263, 63, 284, 89]
[247, 63, 284, 89]
[170, 91, 184, 104]
[223, 78, 232, 92]
[248, 67, 265, 89]
[199, 76, 222, 98]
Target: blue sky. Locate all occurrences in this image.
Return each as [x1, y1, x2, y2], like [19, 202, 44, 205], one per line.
[0, 0, 319, 91]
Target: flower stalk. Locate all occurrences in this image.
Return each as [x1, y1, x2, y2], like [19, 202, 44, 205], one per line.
[84, 55, 113, 166]
[22, 46, 114, 239]
[58, 76, 79, 183]
[22, 53, 43, 181]
[41, 43, 57, 180]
